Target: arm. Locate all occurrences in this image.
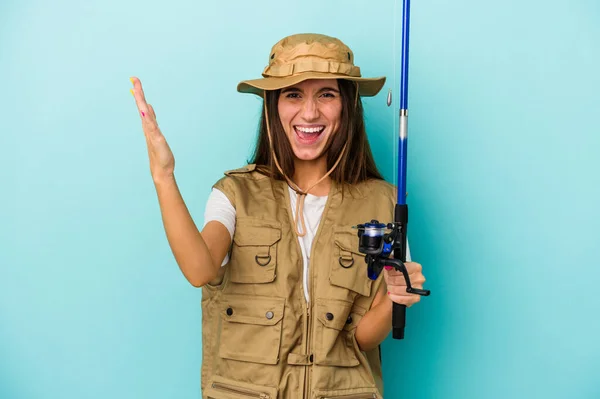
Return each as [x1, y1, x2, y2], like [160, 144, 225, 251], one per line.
[154, 177, 231, 287]
[130, 76, 230, 287]
[355, 282, 392, 352]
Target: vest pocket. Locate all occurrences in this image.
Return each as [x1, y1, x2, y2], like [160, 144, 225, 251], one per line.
[330, 227, 372, 297]
[313, 298, 359, 367]
[230, 218, 281, 284]
[218, 294, 285, 365]
[205, 375, 279, 399]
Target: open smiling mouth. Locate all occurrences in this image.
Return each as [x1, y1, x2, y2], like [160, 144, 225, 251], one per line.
[294, 125, 326, 145]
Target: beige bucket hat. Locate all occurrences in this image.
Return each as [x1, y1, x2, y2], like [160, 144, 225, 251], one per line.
[237, 33, 386, 96]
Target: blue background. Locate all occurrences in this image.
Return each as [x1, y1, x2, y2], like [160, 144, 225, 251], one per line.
[1, 0, 598, 398]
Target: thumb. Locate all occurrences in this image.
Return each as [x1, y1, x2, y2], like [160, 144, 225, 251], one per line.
[147, 103, 157, 121]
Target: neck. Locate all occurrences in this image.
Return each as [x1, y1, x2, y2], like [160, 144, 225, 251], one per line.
[292, 157, 331, 196]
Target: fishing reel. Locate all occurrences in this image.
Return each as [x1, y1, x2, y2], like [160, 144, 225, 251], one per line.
[355, 220, 430, 297]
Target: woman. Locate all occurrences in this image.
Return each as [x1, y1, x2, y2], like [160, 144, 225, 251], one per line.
[131, 33, 426, 399]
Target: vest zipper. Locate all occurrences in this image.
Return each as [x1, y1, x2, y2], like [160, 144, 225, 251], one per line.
[305, 182, 335, 399]
[284, 180, 336, 399]
[303, 303, 311, 399]
[210, 382, 270, 399]
[319, 394, 377, 399]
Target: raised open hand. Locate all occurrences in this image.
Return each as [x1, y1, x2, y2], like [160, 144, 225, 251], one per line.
[130, 77, 175, 183]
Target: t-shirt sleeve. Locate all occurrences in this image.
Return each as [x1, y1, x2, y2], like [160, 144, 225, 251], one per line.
[203, 188, 236, 266]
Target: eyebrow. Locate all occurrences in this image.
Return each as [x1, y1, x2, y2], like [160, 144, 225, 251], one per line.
[281, 87, 340, 94]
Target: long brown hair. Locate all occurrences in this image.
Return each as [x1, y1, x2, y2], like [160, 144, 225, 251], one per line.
[249, 79, 383, 185]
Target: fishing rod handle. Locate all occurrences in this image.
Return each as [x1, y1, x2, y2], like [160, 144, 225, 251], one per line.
[393, 203, 409, 339]
[393, 303, 407, 339]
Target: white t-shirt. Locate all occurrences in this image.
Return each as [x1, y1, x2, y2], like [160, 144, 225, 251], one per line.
[203, 186, 410, 302]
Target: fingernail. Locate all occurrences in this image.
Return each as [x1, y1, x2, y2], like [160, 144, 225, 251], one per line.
[384, 266, 393, 271]
[130, 77, 135, 85]
[387, 291, 390, 295]
[141, 111, 145, 117]
[130, 89, 134, 96]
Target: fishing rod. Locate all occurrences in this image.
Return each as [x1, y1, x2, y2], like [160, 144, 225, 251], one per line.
[357, 0, 430, 340]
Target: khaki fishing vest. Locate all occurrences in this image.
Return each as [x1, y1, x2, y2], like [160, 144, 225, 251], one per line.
[201, 164, 396, 399]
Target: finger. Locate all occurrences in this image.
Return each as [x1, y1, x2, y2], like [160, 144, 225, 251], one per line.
[386, 273, 426, 287]
[142, 104, 164, 141]
[133, 77, 150, 104]
[130, 76, 149, 117]
[405, 262, 422, 274]
[147, 103, 158, 122]
[384, 268, 425, 286]
[387, 283, 421, 295]
[388, 292, 421, 307]
[384, 262, 421, 276]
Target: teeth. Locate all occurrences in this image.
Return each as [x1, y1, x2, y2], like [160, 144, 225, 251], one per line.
[296, 126, 324, 133]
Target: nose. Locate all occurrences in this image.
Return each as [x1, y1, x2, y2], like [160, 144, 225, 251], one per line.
[301, 97, 319, 121]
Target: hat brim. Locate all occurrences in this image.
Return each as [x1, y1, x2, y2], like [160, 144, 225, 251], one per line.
[237, 72, 386, 97]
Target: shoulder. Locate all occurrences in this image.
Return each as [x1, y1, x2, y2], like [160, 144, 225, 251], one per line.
[218, 164, 271, 180]
[365, 178, 396, 194]
[212, 164, 271, 205]
[352, 178, 397, 201]
[223, 164, 257, 176]
[214, 164, 267, 186]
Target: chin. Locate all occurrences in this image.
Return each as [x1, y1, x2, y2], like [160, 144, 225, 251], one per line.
[292, 147, 326, 162]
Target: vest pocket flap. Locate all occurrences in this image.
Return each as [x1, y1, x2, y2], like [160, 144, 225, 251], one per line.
[230, 218, 281, 284]
[343, 304, 368, 332]
[315, 299, 353, 331]
[233, 221, 282, 246]
[219, 295, 285, 365]
[333, 227, 363, 256]
[330, 227, 372, 297]
[221, 295, 284, 326]
[313, 298, 360, 367]
[206, 375, 278, 399]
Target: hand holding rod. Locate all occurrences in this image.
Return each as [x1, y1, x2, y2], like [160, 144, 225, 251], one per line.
[357, 220, 430, 340]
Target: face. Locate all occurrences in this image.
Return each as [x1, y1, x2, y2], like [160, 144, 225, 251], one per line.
[277, 79, 342, 162]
